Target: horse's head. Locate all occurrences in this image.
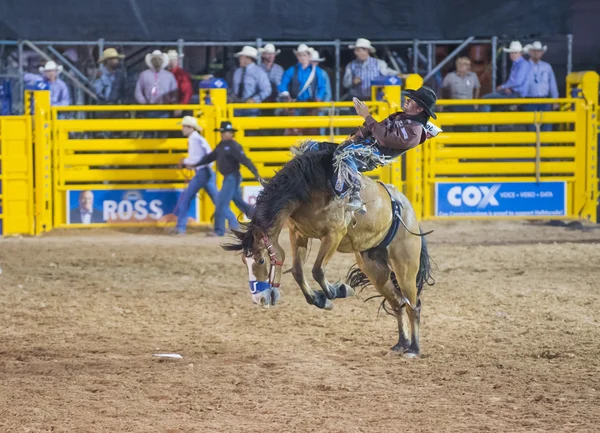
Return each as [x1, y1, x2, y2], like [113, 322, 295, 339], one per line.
[222, 227, 280, 307]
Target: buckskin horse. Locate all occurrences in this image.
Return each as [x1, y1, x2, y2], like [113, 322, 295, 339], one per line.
[223, 142, 433, 357]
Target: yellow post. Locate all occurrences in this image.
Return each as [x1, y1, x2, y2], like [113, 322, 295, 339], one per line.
[29, 91, 53, 233]
[581, 71, 599, 221]
[198, 79, 229, 224]
[0, 115, 35, 235]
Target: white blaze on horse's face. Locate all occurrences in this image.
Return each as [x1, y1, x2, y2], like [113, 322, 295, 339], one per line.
[242, 251, 270, 283]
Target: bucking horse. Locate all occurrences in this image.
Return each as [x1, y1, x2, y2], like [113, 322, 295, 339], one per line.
[223, 142, 434, 358]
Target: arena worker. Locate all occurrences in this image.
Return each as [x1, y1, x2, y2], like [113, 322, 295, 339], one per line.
[192, 121, 260, 237]
[173, 116, 218, 235]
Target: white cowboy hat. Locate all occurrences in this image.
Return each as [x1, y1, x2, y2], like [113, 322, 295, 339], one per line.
[258, 43, 280, 55]
[178, 116, 202, 131]
[349, 38, 376, 53]
[293, 44, 311, 55]
[503, 41, 523, 53]
[523, 41, 548, 53]
[98, 48, 125, 64]
[234, 46, 258, 60]
[309, 48, 325, 62]
[167, 49, 184, 60]
[145, 50, 169, 69]
[39, 60, 63, 74]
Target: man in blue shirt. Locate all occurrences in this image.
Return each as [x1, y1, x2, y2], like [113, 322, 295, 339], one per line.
[524, 41, 559, 131]
[278, 44, 327, 102]
[481, 41, 531, 112]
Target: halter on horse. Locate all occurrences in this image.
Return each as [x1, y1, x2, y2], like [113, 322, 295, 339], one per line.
[223, 142, 434, 357]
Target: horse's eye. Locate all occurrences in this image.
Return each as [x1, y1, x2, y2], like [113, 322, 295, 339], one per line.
[258, 258, 265, 265]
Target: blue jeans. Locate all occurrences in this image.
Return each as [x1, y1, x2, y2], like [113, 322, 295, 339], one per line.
[525, 103, 553, 132]
[175, 167, 218, 233]
[214, 173, 252, 236]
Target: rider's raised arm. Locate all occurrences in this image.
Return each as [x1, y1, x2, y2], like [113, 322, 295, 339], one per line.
[363, 115, 425, 150]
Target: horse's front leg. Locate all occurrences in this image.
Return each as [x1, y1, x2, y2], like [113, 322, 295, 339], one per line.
[312, 229, 355, 300]
[289, 229, 333, 310]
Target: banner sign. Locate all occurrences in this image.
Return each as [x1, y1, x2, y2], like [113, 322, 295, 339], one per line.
[66, 189, 198, 225]
[435, 181, 567, 217]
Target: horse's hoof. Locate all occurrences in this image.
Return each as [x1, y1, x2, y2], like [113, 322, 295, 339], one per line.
[312, 291, 334, 310]
[336, 283, 355, 298]
[403, 352, 420, 359]
[324, 299, 334, 310]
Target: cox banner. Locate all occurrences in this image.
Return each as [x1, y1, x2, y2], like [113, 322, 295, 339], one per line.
[435, 181, 567, 217]
[66, 189, 198, 225]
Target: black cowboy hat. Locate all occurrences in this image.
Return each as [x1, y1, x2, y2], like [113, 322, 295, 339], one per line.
[214, 120, 238, 132]
[404, 86, 437, 119]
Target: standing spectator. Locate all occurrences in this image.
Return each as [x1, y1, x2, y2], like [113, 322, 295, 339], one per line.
[343, 38, 398, 100]
[230, 46, 271, 116]
[24, 61, 71, 106]
[192, 121, 260, 237]
[94, 48, 126, 104]
[481, 41, 531, 111]
[310, 48, 332, 136]
[524, 41, 559, 131]
[134, 50, 178, 109]
[310, 48, 332, 102]
[441, 56, 480, 132]
[174, 116, 218, 235]
[167, 49, 193, 116]
[278, 44, 327, 102]
[259, 43, 284, 102]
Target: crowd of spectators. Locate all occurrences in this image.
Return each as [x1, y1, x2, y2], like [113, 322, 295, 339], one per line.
[22, 38, 560, 120]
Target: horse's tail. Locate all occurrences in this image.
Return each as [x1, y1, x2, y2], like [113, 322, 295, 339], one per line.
[416, 231, 435, 295]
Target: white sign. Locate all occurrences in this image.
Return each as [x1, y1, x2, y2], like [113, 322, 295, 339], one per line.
[243, 185, 263, 207]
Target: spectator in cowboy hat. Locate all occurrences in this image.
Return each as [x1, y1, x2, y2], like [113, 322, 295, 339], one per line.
[230, 46, 271, 114]
[192, 121, 260, 237]
[259, 43, 284, 102]
[343, 38, 398, 100]
[278, 44, 327, 102]
[309, 48, 331, 102]
[481, 41, 532, 108]
[166, 50, 193, 113]
[24, 60, 71, 106]
[134, 50, 178, 108]
[524, 41, 559, 131]
[94, 48, 126, 104]
[173, 115, 218, 235]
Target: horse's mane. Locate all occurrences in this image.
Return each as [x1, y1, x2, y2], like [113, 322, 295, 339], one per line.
[223, 142, 338, 255]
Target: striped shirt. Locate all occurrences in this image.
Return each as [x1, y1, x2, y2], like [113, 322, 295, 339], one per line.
[344, 57, 383, 99]
[260, 62, 285, 88]
[232, 62, 272, 102]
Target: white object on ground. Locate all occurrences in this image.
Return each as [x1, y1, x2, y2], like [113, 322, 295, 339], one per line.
[153, 353, 183, 359]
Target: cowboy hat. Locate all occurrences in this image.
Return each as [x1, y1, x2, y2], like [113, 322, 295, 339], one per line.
[167, 49, 184, 60]
[178, 116, 202, 131]
[214, 120, 238, 132]
[258, 43, 280, 55]
[39, 61, 63, 74]
[503, 41, 523, 53]
[349, 38, 376, 53]
[523, 41, 548, 53]
[145, 50, 169, 69]
[98, 48, 125, 64]
[404, 86, 437, 120]
[293, 44, 311, 55]
[234, 46, 258, 60]
[309, 48, 325, 62]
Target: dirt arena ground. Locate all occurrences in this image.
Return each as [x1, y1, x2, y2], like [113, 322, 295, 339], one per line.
[1, 220, 600, 432]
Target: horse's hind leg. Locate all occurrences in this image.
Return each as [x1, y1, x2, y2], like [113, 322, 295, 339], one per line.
[355, 252, 410, 353]
[388, 239, 422, 358]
